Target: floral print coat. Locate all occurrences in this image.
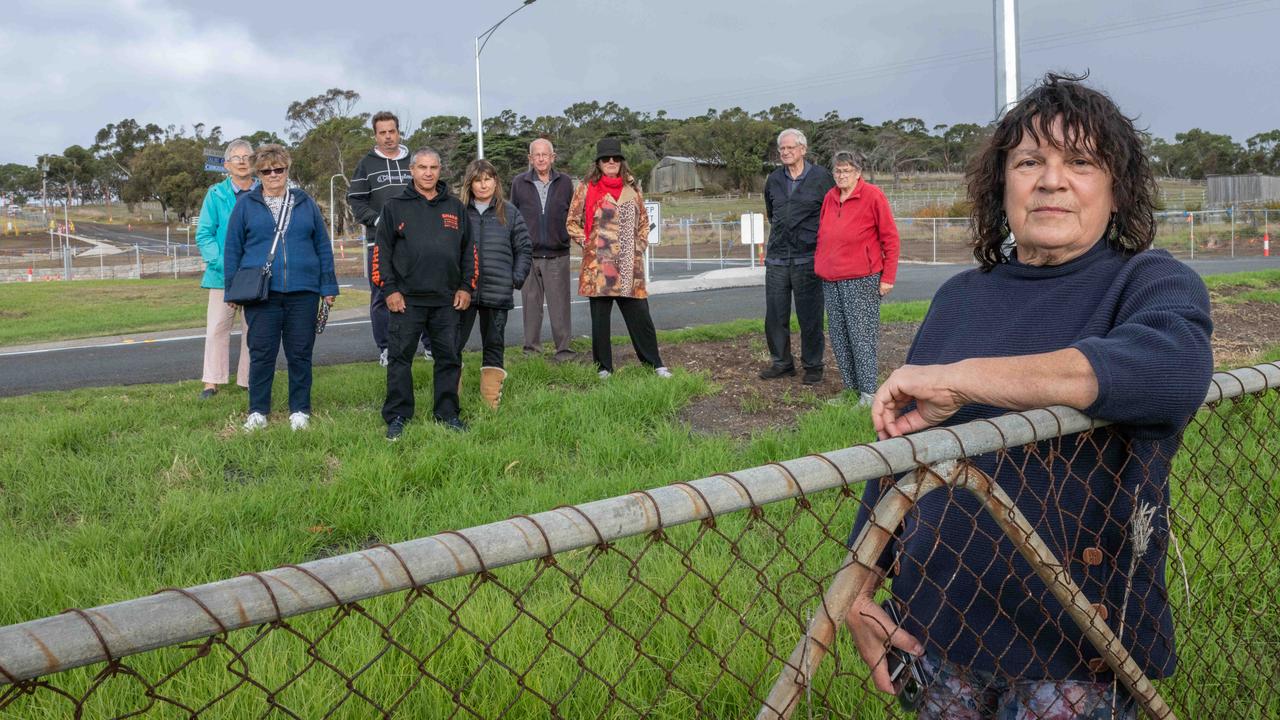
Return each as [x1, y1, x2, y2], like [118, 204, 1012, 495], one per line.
[566, 180, 649, 299]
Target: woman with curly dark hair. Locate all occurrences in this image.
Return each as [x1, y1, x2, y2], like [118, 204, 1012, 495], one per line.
[844, 73, 1213, 718]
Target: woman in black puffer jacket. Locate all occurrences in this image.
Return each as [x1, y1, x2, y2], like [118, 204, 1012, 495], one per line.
[457, 159, 532, 408]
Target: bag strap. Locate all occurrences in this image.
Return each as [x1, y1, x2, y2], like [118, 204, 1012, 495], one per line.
[263, 192, 294, 272]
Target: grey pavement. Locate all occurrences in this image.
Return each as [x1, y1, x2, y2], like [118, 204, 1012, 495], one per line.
[1, 256, 1276, 397]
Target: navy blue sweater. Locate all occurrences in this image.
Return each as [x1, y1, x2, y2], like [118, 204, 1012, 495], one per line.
[850, 240, 1213, 682]
[224, 187, 339, 298]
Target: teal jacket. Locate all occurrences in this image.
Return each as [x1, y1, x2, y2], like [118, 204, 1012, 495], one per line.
[195, 177, 256, 289]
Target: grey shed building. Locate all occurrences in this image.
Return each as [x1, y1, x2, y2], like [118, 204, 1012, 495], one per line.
[1206, 174, 1280, 207]
[648, 156, 731, 194]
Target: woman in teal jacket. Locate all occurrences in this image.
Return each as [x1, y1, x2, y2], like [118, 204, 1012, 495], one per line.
[194, 139, 256, 399]
[224, 144, 338, 432]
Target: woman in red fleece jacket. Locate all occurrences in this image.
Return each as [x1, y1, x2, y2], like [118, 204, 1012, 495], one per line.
[815, 150, 900, 404]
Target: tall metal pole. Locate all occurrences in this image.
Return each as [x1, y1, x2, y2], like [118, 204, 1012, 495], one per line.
[474, 0, 538, 160]
[994, 0, 1021, 118]
[475, 36, 485, 159]
[328, 173, 346, 252]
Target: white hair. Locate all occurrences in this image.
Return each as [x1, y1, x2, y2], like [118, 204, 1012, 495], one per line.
[777, 128, 807, 148]
[223, 138, 252, 157]
[529, 138, 555, 154]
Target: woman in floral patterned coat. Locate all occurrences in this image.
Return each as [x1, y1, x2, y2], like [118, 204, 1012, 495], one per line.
[567, 137, 671, 379]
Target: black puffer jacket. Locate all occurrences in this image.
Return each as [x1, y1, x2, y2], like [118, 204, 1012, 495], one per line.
[468, 200, 532, 309]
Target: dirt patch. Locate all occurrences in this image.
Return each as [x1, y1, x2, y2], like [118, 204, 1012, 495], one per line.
[651, 286, 1280, 438]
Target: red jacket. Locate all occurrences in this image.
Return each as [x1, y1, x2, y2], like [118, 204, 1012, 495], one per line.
[815, 179, 900, 284]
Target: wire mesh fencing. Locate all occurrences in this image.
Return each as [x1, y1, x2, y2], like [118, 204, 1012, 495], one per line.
[1, 363, 1277, 718]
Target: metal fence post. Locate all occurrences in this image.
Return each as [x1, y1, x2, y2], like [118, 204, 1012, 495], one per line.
[717, 221, 724, 269]
[685, 221, 692, 271]
[1190, 213, 1195, 260]
[1230, 206, 1235, 257]
[135, 245, 141, 278]
[932, 218, 938, 263]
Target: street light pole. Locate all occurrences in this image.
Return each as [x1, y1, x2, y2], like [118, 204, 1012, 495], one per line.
[328, 173, 347, 254]
[475, 0, 537, 159]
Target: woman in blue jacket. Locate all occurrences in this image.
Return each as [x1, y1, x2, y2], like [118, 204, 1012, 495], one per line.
[224, 144, 338, 432]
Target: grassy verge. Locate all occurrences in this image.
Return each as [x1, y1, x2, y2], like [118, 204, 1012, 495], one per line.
[0, 280, 369, 346]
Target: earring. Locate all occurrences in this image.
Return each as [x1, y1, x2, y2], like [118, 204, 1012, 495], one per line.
[999, 212, 1011, 238]
[1107, 213, 1120, 243]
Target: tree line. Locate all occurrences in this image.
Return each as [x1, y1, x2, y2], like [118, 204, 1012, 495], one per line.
[3, 87, 1279, 232]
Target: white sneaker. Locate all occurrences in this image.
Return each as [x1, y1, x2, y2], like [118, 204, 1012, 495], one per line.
[655, 366, 673, 379]
[422, 347, 434, 361]
[289, 412, 310, 431]
[598, 369, 611, 380]
[858, 392, 875, 408]
[378, 348, 389, 367]
[243, 412, 268, 432]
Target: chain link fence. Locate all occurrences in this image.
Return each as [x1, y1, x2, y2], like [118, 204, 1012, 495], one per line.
[1, 363, 1276, 718]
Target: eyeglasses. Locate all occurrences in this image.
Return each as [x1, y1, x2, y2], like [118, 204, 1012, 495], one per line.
[258, 166, 288, 176]
[833, 168, 858, 176]
[599, 156, 623, 164]
[227, 154, 252, 164]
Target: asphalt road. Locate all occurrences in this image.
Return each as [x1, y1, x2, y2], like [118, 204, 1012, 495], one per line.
[1, 257, 1276, 397]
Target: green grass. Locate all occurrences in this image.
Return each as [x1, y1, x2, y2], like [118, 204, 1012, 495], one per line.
[0, 279, 369, 346]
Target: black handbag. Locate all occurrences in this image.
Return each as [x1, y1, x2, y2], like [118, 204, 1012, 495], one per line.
[225, 195, 292, 305]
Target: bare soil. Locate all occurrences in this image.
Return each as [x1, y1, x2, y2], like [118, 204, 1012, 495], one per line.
[625, 287, 1280, 439]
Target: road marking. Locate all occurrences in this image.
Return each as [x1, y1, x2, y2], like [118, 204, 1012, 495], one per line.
[0, 300, 593, 357]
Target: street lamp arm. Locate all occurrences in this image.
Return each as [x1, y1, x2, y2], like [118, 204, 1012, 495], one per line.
[475, 0, 537, 159]
[477, 0, 537, 52]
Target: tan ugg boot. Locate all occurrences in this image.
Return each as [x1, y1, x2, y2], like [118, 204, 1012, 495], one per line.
[480, 366, 507, 410]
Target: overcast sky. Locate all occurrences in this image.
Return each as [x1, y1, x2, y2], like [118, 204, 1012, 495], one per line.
[2, 0, 1277, 165]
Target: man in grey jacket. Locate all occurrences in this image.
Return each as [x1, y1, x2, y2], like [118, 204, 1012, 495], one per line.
[510, 138, 577, 361]
[348, 111, 424, 366]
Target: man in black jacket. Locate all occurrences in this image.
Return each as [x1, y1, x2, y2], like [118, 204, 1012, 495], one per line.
[762, 128, 834, 385]
[373, 148, 475, 440]
[510, 138, 577, 361]
[349, 111, 430, 367]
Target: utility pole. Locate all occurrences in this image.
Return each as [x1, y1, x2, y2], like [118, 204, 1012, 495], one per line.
[994, 0, 1021, 118]
[39, 156, 48, 218]
[475, 0, 538, 159]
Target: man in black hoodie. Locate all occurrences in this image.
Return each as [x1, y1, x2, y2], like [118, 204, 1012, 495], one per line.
[349, 111, 430, 366]
[373, 148, 476, 440]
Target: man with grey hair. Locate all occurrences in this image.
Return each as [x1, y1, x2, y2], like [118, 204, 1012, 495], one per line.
[510, 137, 577, 360]
[194, 138, 256, 399]
[373, 147, 475, 440]
[760, 128, 834, 384]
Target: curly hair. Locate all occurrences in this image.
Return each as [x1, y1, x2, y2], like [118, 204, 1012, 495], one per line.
[966, 72, 1156, 270]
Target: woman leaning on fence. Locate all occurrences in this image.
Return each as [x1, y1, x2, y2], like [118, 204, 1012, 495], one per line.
[844, 73, 1213, 719]
[223, 144, 338, 433]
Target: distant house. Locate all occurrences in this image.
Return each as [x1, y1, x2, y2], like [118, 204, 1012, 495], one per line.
[1206, 174, 1280, 207]
[648, 156, 733, 194]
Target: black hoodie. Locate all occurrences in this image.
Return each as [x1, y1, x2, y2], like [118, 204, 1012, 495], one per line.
[348, 145, 411, 239]
[372, 181, 476, 307]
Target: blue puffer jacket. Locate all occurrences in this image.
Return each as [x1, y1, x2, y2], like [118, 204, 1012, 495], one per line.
[194, 176, 256, 289]
[224, 187, 339, 297]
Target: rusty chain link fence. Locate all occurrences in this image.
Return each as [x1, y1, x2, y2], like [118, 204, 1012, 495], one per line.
[1, 363, 1277, 718]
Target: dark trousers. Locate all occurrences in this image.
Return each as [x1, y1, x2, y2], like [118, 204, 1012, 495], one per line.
[456, 305, 509, 368]
[368, 241, 429, 352]
[366, 242, 389, 350]
[382, 303, 462, 424]
[764, 262, 825, 371]
[588, 297, 663, 372]
[244, 291, 319, 415]
[521, 255, 573, 357]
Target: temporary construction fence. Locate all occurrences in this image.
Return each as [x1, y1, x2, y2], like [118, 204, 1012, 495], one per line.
[0, 363, 1278, 718]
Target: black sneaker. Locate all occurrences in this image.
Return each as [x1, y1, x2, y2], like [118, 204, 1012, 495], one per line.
[439, 416, 468, 432]
[386, 416, 407, 441]
[802, 368, 824, 385]
[759, 364, 796, 380]
[199, 387, 217, 400]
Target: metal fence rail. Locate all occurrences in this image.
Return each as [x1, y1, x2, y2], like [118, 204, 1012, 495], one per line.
[1, 363, 1278, 718]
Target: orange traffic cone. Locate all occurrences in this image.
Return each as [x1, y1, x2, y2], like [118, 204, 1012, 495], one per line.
[1265, 232, 1271, 257]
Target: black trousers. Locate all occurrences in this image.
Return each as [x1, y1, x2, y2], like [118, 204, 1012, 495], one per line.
[764, 262, 825, 371]
[589, 296, 663, 372]
[382, 303, 462, 423]
[456, 305, 509, 368]
[368, 241, 431, 353]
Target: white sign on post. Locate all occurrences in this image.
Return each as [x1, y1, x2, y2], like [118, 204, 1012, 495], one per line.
[739, 213, 764, 245]
[644, 201, 662, 246]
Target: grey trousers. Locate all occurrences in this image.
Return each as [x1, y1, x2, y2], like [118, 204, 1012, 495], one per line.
[521, 255, 573, 357]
